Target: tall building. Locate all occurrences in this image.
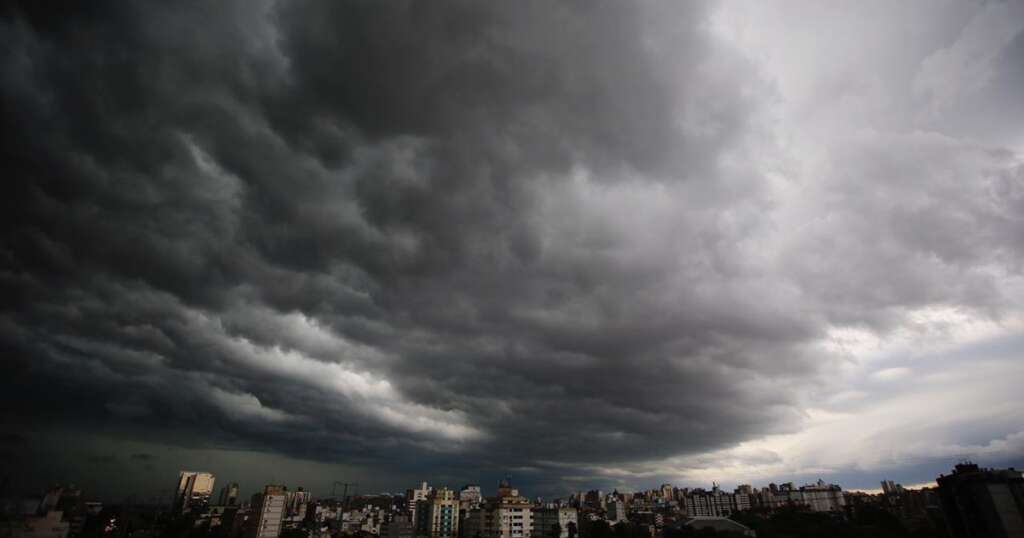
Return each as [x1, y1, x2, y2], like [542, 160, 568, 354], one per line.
[249, 485, 288, 538]
[660, 485, 674, 502]
[173, 471, 216, 514]
[606, 500, 626, 523]
[496, 487, 532, 538]
[220, 483, 241, 507]
[464, 481, 532, 538]
[937, 462, 1024, 538]
[881, 480, 901, 497]
[427, 488, 460, 538]
[408, 482, 432, 527]
[285, 488, 310, 523]
[685, 491, 734, 517]
[582, 491, 603, 511]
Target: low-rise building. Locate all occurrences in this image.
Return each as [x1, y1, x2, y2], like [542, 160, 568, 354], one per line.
[682, 517, 755, 537]
[10, 510, 70, 538]
[383, 515, 414, 538]
[530, 508, 576, 538]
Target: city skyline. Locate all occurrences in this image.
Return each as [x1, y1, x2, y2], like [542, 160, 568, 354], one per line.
[0, 440, 1010, 505]
[3, 0, 1024, 503]
[3, 463, 931, 507]
[8, 461, 1022, 538]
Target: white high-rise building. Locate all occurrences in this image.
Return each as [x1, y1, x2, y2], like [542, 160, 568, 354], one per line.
[428, 487, 460, 538]
[684, 490, 741, 517]
[411, 483, 432, 503]
[250, 485, 288, 538]
[409, 482, 432, 526]
[464, 482, 534, 538]
[767, 480, 846, 512]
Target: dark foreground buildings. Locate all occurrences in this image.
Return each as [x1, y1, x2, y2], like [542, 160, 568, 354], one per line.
[937, 462, 1024, 538]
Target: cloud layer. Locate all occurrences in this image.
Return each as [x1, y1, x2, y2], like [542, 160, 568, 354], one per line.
[1, 0, 1022, 496]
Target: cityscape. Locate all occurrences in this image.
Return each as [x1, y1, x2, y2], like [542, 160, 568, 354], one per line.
[3, 2, 1024, 538]
[3, 461, 1022, 538]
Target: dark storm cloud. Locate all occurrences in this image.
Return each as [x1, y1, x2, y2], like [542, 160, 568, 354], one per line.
[2, 0, 1022, 495]
[0, 0, 778, 473]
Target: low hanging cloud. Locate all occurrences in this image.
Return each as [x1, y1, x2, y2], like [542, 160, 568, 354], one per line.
[1, 0, 1022, 495]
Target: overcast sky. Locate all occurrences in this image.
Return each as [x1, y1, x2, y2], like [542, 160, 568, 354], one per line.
[2, 0, 1023, 501]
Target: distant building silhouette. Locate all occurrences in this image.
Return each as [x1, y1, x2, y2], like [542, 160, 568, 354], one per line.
[881, 480, 901, 496]
[936, 462, 1024, 538]
[219, 482, 240, 507]
[762, 479, 845, 513]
